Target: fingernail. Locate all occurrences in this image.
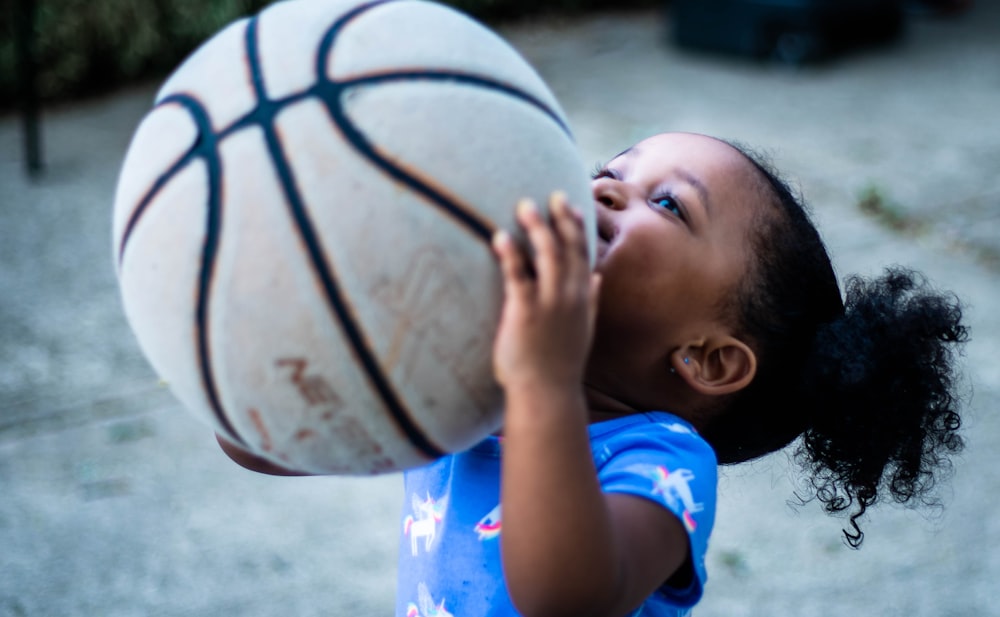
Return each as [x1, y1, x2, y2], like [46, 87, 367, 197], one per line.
[516, 199, 536, 217]
[492, 229, 510, 248]
[550, 191, 568, 212]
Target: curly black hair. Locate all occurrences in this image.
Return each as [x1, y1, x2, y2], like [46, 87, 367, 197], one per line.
[700, 144, 969, 547]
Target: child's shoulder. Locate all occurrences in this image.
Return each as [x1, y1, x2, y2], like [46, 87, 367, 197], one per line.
[589, 411, 717, 468]
[589, 411, 702, 440]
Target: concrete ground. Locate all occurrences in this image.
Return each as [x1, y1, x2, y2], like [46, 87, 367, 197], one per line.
[1, 3, 998, 616]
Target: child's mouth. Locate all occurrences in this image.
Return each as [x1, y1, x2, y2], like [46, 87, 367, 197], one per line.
[595, 212, 616, 260]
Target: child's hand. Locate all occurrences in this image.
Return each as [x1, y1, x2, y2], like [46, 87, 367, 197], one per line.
[491, 192, 601, 393]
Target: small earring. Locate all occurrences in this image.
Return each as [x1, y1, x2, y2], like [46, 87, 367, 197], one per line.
[683, 357, 690, 365]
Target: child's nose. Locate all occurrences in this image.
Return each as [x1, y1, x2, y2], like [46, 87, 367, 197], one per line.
[592, 179, 626, 211]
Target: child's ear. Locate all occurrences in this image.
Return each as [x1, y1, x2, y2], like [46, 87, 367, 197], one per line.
[671, 337, 756, 397]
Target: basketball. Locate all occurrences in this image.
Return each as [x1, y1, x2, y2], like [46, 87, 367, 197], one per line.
[111, 0, 595, 474]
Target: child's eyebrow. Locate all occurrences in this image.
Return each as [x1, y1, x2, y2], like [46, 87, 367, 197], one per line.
[676, 169, 712, 216]
[614, 146, 637, 160]
[606, 146, 638, 166]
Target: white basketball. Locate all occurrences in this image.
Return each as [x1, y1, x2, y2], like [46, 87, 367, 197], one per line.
[112, 0, 594, 474]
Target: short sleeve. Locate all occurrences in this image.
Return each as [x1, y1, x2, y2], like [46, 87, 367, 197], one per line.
[592, 414, 718, 609]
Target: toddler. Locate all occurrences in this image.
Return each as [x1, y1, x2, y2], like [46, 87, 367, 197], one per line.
[221, 132, 968, 617]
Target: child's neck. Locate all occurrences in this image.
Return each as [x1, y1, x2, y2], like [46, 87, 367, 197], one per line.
[583, 384, 700, 427]
[584, 385, 639, 424]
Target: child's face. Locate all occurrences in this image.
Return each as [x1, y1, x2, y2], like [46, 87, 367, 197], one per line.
[585, 132, 762, 410]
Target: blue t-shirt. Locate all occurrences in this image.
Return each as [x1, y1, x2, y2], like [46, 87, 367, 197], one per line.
[395, 412, 718, 617]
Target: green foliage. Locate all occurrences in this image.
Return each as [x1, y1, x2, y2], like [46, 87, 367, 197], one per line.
[0, 0, 273, 107]
[0, 0, 658, 108]
[856, 182, 925, 234]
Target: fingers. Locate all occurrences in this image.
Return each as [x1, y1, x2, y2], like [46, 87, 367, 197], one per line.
[491, 194, 597, 389]
[494, 193, 591, 306]
[549, 192, 588, 261]
[549, 192, 591, 283]
[510, 198, 556, 292]
[493, 229, 532, 302]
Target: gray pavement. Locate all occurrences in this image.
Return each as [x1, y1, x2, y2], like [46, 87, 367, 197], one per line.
[2, 4, 999, 616]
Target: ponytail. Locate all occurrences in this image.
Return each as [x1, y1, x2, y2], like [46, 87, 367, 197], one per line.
[796, 268, 967, 547]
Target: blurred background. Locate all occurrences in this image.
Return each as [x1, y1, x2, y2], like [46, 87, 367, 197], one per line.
[2, 0, 998, 615]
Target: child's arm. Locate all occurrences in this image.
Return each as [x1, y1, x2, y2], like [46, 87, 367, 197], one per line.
[492, 195, 690, 617]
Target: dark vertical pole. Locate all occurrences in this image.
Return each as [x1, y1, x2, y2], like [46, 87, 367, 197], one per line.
[15, 0, 43, 175]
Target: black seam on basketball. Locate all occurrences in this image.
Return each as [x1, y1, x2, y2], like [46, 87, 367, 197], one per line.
[156, 93, 247, 448]
[245, 15, 447, 461]
[315, 1, 573, 245]
[317, 2, 496, 238]
[326, 70, 571, 242]
[321, 90, 497, 241]
[118, 143, 193, 265]
[341, 70, 573, 137]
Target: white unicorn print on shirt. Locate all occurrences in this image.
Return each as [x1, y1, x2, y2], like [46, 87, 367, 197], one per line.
[628, 464, 704, 533]
[406, 582, 454, 617]
[404, 492, 446, 556]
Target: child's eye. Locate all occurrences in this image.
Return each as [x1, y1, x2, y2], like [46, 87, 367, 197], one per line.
[652, 196, 684, 219]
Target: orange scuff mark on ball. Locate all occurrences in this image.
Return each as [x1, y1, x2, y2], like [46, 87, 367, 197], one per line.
[247, 407, 273, 452]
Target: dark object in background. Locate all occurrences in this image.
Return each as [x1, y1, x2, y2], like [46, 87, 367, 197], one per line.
[670, 0, 906, 64]
[905, 0, 972, 16]
[15, 0, 43, 175]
